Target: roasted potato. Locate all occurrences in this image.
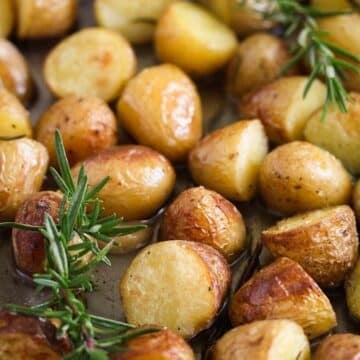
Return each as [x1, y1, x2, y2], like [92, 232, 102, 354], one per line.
[120, 240, 230, 339]
[117, 64, 202, 162]
[212, 319, 310, 360]
[346, 257, 360, 320]
[35, 96, 118, 167]
[0, 138, 48, 220]
[229, 257, 337, 339]
[160, 186, 246, 262]
[353, 180, 360, 221]
[262, 205, 358, 288]
[44, 28, 136, 102]
[189, 120, 268, 202]
[155, 2, 237, 77]
[110, 329, 195, 360]
[259, 141, 352, 215]
[95, 0, 176, 44]
[311, 0, 352, 10]
[71, 145, 175, 221]
[304, 93, 360, 174]
[0, 0, 14, 38]
[240, 77, 326, 144]
[15, 0, 77, 38]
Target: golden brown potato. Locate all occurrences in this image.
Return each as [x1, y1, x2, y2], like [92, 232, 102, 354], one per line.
[120, 240, 230, 339]
[227, 33, 296, 98]
[259, 141, 352, 215]
[110, 329, 195, 360]
[0, 0, 14, 38]
[155, 2, 237, 77]
[212, 320, 310, 360]
[229, 257, 337, 339]
[304, 93, 360, 174]
[346, 257, 360, 320]
[262, 205, 358, 288]
[311, 0, 352, 10]
[189, 119, 268, 202]
[15, 0, 77, 38]
[71, 145, 175, 221]
[44, 28, 136, 102]
[160, 186, 246, 262]
[0, 138, 48, 220]
[240, 77, 326, 144]
[35, 96, 118, 167]
[117, 64, 202, 162]
[353, 180, 360, 221]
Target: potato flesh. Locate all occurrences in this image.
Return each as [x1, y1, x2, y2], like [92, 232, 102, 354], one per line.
[0, 0, 14, 38]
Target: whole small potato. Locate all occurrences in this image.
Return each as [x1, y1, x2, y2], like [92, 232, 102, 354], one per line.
[229, 257, 337, 339]
[189, 120, 268, 202]
[44, 28, 137, 102]
[0, 0, 14, 38]
[212, 320, 310, 360]
[15, 0, 77, 38]
[262, 205, 359, 288]
[353, 180, 360, 221]
[71, 145, 175, 221]
[346, 257, 360, 320]
[35, 96, 118, 167]
[259, 141, 352, 215]
[311, 0, 352, 10]
[160, 186, 246, 262]
[155, 2, 237, 77]
[0, 138, 48, 220]
[117, 64, 202, 162]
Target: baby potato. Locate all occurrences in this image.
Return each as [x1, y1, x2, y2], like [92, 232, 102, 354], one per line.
[189, 119, 268, 202]
[240, 76, 326, 144]
[120, 240, 230, 339]
[304, 93, 360, 174]
[0, 88, 32, 139]
[35, 96, 118, 167]
[160, 186, 246, 262]
[71, 145, 175, 221]
[15, 0, 77, 39]
[262, 205, 358, 288]
[227, 33, 295, 98]
[311, 0, 352, 10]
[44, 28, 136, 102]
[346, 257, 360, 320]
[0, 138, 48, 220]
[0, 0, 14, 38]
[212, 320, 310, 360]
[95, 0, 176, 44]
[353, 180, 360, 221]
[229, 257, 337, 339]
[117, 64, 202, 162]
[155, 2, 237, 77]
[259, 141, 352, 215]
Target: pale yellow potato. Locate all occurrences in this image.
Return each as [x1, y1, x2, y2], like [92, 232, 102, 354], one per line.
[304, 93, 360, 174]
[15, 0, 77, 38]
[44, 28, 136, 102]
[353, 180, 360, 221]
[229, 257, 337, 339]
[189, 119, 268, 202]
[346, 257, 360, 320]
[0, 88, 32, 139]
[95, 0, 176, 44]
[0, 0, 14, 38]
[262, 205, 358, 288]
[71, 145, 175, 221]
[311, 0, 352, 10]
[155, 2, 237, 77]
[212, 320, 310, 360]
[240, 76, 326, 144]
[0, 139, 49, 220]
[259, 141, 352, 215]
[120, 240, 230, 339]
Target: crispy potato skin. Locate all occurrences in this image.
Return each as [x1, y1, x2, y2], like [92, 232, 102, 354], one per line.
[354, 180, 360, 222]
[110, 329, 195, 360]
[35, 96, 118, 166]
[0, 139, 49, 220]
[346, 258, 360, 320]
[259, 141, 352, 215]
[117, 64, 202, 162]
[160, 186, 246, 262]
[229, 257, 337, 339]
[0, 0, 14, 38]
[262, 205, 359, 287]
[71, 145, 175, 221]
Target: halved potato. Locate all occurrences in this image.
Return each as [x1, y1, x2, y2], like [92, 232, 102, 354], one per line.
[120, 240, 230, 339]
[353, 180, 360, 222]
[0, 0, 14, 38]
[229, 257, 337, 339]
[189, 120, 268, 202]
[262, 205, 358, 287]
[212, 320, 310, 360]
[155, 1, 237, 77]
[240, 76, 326, 144]
[346, 257, 360, 320]
[44, 28, 136, 102]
